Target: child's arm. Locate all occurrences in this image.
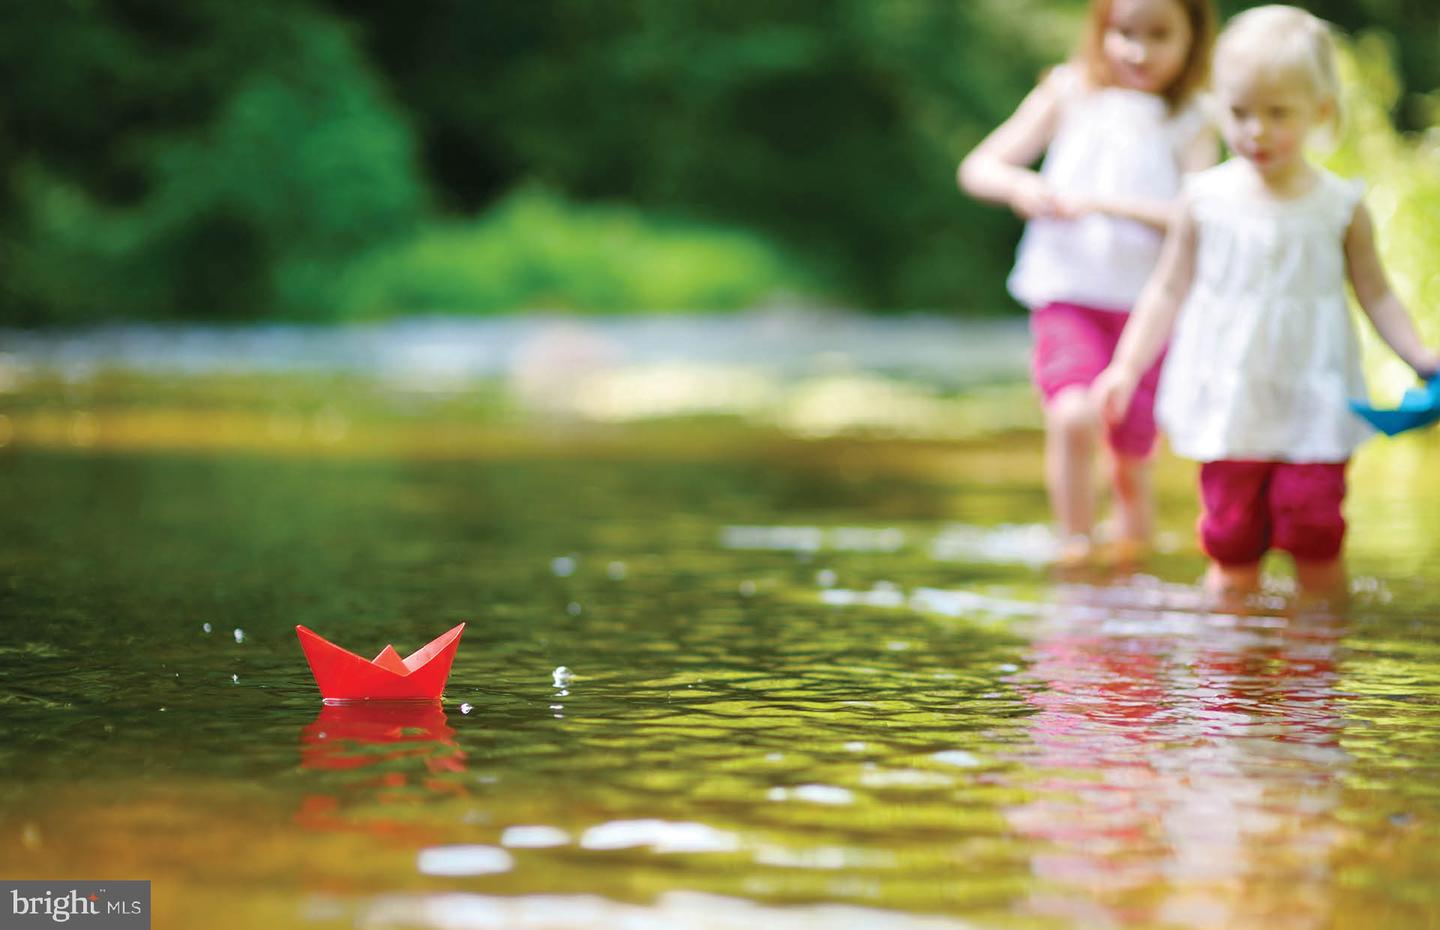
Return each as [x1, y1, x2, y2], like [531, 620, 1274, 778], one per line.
[1066, 129, 1220, 232]
[1346, 202, 1440, 378]
[1092, 199, 1199, 422]
[957, 70, 1066, 219]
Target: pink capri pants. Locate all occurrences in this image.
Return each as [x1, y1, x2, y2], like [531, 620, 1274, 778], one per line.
[1198, 460, 1348, 565]
[1030, 301, 1164, 457]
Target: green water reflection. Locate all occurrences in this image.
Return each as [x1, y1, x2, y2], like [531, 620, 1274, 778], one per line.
[1, 402, 1439, 930]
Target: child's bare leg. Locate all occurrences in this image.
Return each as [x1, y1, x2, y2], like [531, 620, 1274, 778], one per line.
[1294, 557, 1346, 598]
[1109, 453, 1153, 556]
[1044, 386, 1099, 559]
[1204, 560, 1261, 596]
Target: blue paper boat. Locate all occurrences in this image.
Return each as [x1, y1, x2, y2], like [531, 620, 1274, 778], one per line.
[1350, 375, 1440, 436]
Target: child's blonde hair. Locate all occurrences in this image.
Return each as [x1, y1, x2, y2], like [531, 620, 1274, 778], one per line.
[1076, 0, 1217, 110]
[1213, 5, 1342, 126]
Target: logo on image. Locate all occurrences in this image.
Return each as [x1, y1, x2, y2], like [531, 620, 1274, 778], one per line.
[3, 882, 149, 928]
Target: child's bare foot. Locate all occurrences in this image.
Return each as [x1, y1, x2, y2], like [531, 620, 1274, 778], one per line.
[1055, 534, 1095, 570]
[1104, 536, 1150, 569]
[1203, 561, 1261, 601]
[1294, 557, 1347, 599]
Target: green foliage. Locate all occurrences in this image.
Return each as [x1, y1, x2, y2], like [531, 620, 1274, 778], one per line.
[335, 0, 1056, 311]
[3, 2, 1438, 323]
[3, 5, 425, 324]
[333, 189, 809, 317]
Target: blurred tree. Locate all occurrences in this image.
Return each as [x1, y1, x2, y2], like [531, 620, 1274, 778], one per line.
[0, 1, 1434, 322]
[329, 0, 1058, 310]
[332, 0, 1438, 311]
[0, 0, 425, 323]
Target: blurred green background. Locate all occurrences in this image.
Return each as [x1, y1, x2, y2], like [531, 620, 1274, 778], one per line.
[2, 0, 1436, 325]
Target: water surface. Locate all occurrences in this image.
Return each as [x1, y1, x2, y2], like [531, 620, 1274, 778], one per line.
[1, 356, 1439, 930]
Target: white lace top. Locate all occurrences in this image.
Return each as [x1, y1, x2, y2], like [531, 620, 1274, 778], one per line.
[1156, 160, 1372, 463]
[1008, 66, 1209, 312]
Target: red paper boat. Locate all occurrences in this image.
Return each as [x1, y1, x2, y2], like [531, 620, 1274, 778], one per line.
[296, 623, 465, 703]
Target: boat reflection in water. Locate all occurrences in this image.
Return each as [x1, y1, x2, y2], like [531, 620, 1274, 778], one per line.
[296, 702, 468, 842]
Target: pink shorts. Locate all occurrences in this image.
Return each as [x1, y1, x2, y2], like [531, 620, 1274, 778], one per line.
[1198, 460, 1348, 565]
[1030, 302, 1164, 457]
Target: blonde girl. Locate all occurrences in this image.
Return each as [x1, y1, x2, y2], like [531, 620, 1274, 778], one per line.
[959, 0, 1219, 567]
[1093, 5, 1440, 595]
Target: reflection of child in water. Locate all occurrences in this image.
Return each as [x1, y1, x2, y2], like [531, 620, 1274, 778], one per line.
[1094, 6, 1440, 597]
[960, 0, 1218, 566]
[1006, 596, 1346, 928]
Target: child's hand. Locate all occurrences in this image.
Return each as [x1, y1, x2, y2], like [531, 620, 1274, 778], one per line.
[1011, 175, 1066, 220]
[1052, 193, 1095, 219]
[1091, 364, 1140, 425]
[1415, 350, 1440, 381]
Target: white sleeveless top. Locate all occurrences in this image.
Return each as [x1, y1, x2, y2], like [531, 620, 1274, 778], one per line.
[1008, 66, 1208, 311]
[1156, 160, 1372, 463]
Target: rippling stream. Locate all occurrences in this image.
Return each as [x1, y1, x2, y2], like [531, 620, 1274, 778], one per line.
[1, 318, 1438, 929]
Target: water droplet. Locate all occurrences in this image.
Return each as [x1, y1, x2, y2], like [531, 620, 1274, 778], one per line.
[551, 556, 576, 577]
[552, 666, 574, 687]
[606, 561, 628, 580]
[233, 628, 245, 644]
[738, 580, 757, 597]
[816, 569, 838, 588]
[202, 623, 212, 634]
[231, 674, 239, 684]
[460, 703, 474, 715]
[567, 601, 582, 616]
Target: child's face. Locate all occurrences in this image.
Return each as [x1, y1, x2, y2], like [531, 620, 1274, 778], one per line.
[1102, 0, 1193, 95]
[1216, 66, 1331, 180]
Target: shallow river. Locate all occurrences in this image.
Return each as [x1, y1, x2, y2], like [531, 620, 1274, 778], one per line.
[1, 317, 1438, 929]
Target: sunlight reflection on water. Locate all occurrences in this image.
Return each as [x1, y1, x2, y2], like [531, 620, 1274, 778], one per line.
[355, 890, 984, 930]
